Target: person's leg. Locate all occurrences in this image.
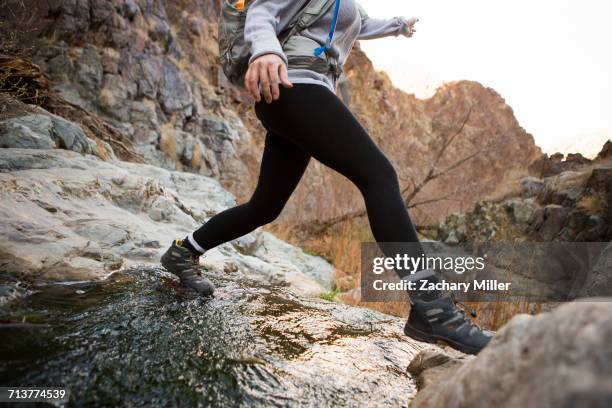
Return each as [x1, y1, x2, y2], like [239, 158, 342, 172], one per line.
[161, 130, 309, 296]
[255, 84, 424, 277]
[188, 131, 311, 252]
[256, 84, 492, 354]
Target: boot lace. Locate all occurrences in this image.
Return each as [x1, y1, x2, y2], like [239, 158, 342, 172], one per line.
[451, 292, 478, 318]
[447, 293, 485, 334]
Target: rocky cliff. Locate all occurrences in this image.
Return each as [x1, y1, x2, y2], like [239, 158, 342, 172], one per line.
[438, 145, 612, 243]
[1, 0, 541, 228]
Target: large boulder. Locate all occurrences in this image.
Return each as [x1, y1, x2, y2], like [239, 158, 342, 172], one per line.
[0, 148, 332, 293]
[410, 301, 612, 408]
[0, 111, 107, 157]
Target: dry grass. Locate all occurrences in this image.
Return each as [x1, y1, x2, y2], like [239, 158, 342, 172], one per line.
[484, 167, 528, 203]
[160, 124, 178, 160]
[578, 195, 605, 215]
[0, 55, 49, 106]
[468, 300, 542, 330]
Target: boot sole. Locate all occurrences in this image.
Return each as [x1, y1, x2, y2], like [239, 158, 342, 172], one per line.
[404, 323, 481, 355]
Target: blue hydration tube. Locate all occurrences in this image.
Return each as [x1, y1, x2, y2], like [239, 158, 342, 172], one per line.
[314, 0, 341, 57]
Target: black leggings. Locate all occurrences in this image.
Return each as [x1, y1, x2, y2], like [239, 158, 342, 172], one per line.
[192, 84, 424, 274]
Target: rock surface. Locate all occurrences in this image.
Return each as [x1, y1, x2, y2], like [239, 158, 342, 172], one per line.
[0, 112, 99, 155]
[0, 148, 331, 295]
[409, 301, 612, 408]
[0, 147, 428, 406]
[1, 265, 427, 406]
[438, 162, 612, 244]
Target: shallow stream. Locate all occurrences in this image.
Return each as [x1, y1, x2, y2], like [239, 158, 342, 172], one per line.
[0, 267, 419, 407]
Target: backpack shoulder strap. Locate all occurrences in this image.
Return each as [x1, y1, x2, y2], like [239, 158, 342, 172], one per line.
[279, 0, 337, 46]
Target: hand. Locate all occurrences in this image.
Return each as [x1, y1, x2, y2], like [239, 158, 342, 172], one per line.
[245, 53, 293, 103]
[404, 17, 419, 37]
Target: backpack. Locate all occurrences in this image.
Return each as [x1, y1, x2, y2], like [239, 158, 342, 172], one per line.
[218, 0, 339, 88]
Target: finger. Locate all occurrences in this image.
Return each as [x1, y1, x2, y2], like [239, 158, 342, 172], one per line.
[279, 64, 293, 88]
[245, 67, 254, 99]
[267, 63, 281, 101]
[245, 66, 261, 102]
[259, 64, 273, 103]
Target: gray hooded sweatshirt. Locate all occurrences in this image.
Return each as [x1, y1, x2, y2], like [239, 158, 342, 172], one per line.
[244, 0, 411, 91]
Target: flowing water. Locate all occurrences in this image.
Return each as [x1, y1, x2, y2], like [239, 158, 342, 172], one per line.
[0, 267, 419, 407]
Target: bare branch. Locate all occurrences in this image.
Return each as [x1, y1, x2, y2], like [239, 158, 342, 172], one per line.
[407, 193, 456, 209]
[301, 105, 479, 233]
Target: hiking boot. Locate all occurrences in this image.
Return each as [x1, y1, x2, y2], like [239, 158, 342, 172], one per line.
[404, 294, 494, 355]
[160, 240, 215, 297]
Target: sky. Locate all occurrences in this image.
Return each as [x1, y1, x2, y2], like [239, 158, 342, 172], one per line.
[359, 0, 612, 157]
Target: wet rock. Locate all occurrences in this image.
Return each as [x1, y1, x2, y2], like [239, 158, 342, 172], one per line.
[410, 301, 612, 408]
[0, 277, 29, 306]
[0, 266, 425, 406]
[40, 256, 109, 281]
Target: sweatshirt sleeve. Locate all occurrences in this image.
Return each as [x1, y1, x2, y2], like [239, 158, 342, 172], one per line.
[357, 4, 410, 40]
[244, 0, 309, 65]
